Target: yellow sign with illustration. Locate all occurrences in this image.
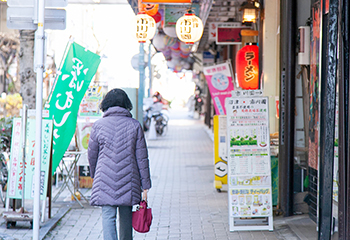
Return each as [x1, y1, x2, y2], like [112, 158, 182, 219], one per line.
[213, 115, 228, 191]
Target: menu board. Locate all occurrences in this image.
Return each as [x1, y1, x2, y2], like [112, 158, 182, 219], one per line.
[226, 96, 273, 231]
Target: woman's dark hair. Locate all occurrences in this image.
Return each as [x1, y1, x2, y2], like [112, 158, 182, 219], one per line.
[100, 88, 133, 112]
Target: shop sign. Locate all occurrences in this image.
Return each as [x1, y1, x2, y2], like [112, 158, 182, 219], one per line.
[7, 118, 53, 200]
[203, 51, 215, 64]
[203, 62, 234, 115]
[213, 115, 228, 189]
[163, 4, 199, 28]
[209, 22, 241, 42]
[216, 25, 249, 45]
[236, 45, 259, 90]
[226, 97, 273, 231]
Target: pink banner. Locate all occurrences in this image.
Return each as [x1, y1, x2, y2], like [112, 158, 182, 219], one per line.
[203, 62, 234, 115]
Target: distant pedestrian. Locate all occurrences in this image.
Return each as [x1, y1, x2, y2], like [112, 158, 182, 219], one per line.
[88, 88, 151, 240]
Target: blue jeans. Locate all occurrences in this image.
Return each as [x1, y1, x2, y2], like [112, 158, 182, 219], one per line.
[102, 206, 133, 240]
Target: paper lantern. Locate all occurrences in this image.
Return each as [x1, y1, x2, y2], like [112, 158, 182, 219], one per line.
[183, 62, 191, 70]
[167, 60, 176, 69]
[171, 50, 180, 58]
[162, 48, 172, 60]
[175, 13, 203, 44]
[163, 35, 177, 47]
[152, 33, 166, 50]
[171, 57, 181, 65]
[180, 42, 191, 53]
[144, 4, 159, 16]
[132, 13, 157, 43]
[152, 11, 162, 23]
[175, 64, 183, 72]
[170, 41, 179, 51]
[163, 26, 178, 38]
[138, 0, 159, 16]
[236, 45, 259, 90]
[180, 52, 189, 58]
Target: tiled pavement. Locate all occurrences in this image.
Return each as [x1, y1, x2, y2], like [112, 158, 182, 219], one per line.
[0, 109, 326, 239]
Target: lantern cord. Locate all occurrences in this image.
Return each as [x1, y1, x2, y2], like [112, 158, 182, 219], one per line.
[186, 3, 193, 14]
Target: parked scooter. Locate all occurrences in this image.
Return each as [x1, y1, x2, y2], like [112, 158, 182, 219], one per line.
[143, 106, 169, 136]
[143, 93, 169, 136]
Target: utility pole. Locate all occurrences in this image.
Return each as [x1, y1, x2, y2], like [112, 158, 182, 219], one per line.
[138, 43, 145, 126]
[148, 42, 152, 98]
[33, 0, 44, 238]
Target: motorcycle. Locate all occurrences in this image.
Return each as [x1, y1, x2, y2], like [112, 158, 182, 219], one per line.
[143, 106, 169, 137]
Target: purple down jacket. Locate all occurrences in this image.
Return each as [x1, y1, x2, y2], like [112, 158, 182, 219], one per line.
[88, 106, 151, 206]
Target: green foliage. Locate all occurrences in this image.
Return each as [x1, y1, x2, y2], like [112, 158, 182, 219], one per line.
[0, 117, 13, 151]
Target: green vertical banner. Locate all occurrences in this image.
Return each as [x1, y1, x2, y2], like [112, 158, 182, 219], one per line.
[48, 42, 101, 175]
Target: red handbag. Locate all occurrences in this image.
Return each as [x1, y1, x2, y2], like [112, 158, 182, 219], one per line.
[132, 200, 152, 233]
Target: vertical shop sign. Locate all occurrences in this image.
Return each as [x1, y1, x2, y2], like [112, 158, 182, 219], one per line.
[226, 97, 273, 231]
[203, 62, 234, 115]
[7, 119, 22, 197]
[213, 115, 228, 190]
[7, 118, 53, 200]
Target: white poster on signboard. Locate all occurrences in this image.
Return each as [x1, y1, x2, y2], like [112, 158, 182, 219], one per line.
[226, 96, 273, 231]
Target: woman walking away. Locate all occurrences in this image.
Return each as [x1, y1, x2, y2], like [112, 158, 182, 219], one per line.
[88, 88, 151, 240]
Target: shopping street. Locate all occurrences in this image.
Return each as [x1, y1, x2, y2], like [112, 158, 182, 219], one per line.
[0, 109, 327, 240]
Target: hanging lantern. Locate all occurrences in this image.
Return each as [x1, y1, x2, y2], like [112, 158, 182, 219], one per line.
[152, 33, 166, 50]
[152, 11, 162, 23]
[175, 12, 204, 45]
[132, 13, 157, 43]
[240, 0, 259, 23]
[180, 41, 191, 53]
[163, 35, 177, 47]
[170, 41, 180, 51]
[138, 0, 159, 16]
[163, 26, 178, 38]
[180, 51, 190, 58]
[236, 44, 259, 90]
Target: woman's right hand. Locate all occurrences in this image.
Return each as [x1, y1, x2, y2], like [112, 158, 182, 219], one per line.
[142, 189, 148, 202]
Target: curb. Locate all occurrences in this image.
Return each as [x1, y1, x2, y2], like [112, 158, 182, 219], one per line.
[39, 206, 71, 240]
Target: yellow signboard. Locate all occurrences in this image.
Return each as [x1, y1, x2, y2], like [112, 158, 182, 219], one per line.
[213, 115, 228, 191]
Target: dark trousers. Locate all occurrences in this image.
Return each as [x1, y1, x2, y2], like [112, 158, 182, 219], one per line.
[102, 205, 132, 240]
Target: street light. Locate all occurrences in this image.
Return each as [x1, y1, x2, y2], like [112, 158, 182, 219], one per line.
[240, 0, 259, 23]
[175, 11, 204, 45]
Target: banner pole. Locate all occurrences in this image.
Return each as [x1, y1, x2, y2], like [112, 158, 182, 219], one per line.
[33, 0, 45, 238]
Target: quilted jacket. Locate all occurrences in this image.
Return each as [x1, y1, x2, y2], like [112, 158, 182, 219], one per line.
[88, 106, 151, 206]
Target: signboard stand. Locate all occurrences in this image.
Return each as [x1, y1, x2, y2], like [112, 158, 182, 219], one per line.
[213, 115, 228, 191]
[3, 116, 53, 228]
[226, 96, 273, 232]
